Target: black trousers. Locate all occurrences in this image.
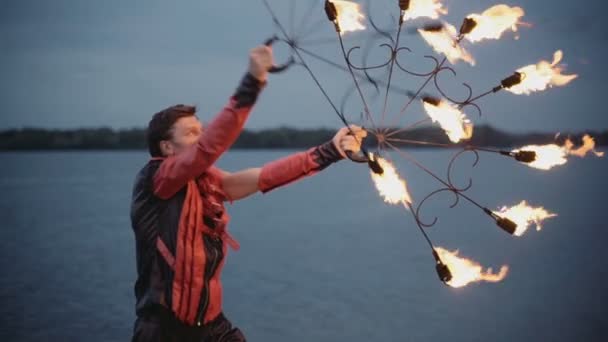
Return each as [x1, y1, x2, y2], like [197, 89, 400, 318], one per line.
[132, 306, 246, 342]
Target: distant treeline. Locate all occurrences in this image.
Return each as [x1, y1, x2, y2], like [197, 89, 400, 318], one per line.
[0, 126, 606, 151]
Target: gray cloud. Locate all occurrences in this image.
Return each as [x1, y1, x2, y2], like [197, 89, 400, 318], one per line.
[1, 0, 607, 132]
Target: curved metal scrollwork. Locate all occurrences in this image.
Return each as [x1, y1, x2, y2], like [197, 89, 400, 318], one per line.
[395, 52, 439, 77]
[447, 148, 480, 192]
[414, 188, 460, 228]
[346, 44, 394, 71]
[260, 0, 517, 272]
[433, 67, 473, 104]
[410, 147, 480, 229]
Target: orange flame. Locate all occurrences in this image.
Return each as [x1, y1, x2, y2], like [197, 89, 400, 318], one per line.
[506, 50, 578, 95]
[565, 134, 604, 158]
[435, 247, 509, 288]
[422, 99, 474, 143]
[403, 0, 448, 21]
[419, 23, 475, 65]
[370, 156, 413, 206]
[495, 201, 557, 236]
[330, 0, 366, 35]
[464, 5, 525, 43]
[513, 134, 604, 170]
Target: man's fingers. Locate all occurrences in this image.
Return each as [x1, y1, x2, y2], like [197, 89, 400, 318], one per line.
[249, 45, 275, 81]
[342, 126, 367, 139]
[343, 134, 364, 143]
[340, 136, 362, 152]
[333, 125, 368, 157]
[342, 133, 366, 143]
[347, 125, 365, 133]
[341, 142, 361, 153]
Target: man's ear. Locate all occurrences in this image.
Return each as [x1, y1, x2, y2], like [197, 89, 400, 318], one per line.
[160, 140, 174, 156]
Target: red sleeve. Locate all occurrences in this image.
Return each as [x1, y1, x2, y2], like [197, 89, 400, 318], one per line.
[258, 140, 343, 193]
[152, 99, 252, 199]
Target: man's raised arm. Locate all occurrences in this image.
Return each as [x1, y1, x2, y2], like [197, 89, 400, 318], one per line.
[153, 46, 272, 199]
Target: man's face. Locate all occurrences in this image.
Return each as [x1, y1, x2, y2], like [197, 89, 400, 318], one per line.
[161, 116, 203, 156]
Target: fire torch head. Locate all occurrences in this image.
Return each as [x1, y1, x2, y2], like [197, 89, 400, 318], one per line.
[325, 0, 338, 22]
[399, 0, 411, 11]
[459, 17, 478, 35]
[422, 96, 441, 106]
[496, 217, 517, 235]
[432, 250, 453, 283]
[436, 262, 453, 283]
[368, 153, 385, 175]
[501, 72, 523, 89]
[514, 150, 537, 163]
[422, 23, 444, 33]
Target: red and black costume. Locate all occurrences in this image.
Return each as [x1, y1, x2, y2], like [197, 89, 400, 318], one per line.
[130, 73, 343, 341]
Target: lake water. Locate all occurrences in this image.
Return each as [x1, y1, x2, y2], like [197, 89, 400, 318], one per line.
[0, 149, 607, 341]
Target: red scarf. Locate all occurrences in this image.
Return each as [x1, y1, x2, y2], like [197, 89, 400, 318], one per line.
[171, 179, 240, 324]
[151, 155, 239, 325]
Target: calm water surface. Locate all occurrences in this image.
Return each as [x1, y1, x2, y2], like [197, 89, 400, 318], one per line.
[0, 150, 607, 341]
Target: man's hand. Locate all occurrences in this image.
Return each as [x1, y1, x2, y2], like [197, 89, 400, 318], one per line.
[332, 125, 368, 158]
[248, 45, 274, 82]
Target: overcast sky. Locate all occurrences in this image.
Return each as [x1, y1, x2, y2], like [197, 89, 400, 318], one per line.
[1, 0, 607, 133]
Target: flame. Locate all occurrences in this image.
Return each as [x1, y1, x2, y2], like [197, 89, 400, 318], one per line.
[403, 0, 448, 21]
[422, 99, 474, 143]
[435, 247, 509, 288]
[495, 201, 557, 236]
[565, 134, 604, 157]
[514, 134, 603, 170]
[330, 0, 365, 35]
[419, 23, 475, 65]
[505, 50, 578, 95]
[464, 5, 525, 43]
[513, 144, 567, 170]
[370, 156, 412, 206]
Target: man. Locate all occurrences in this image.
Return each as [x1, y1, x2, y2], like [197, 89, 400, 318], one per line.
[130, 45, 367, 341]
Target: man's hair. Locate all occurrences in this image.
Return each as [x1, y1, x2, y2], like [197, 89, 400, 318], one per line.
[147, 104, 197, 157]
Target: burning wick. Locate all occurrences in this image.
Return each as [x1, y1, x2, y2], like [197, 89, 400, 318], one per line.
[462, 5, 526, 43]
[495, 201, 557, 236]
[484, 201, 557, 237]
[367, 153, 385, 175]
[511, 150, 537, 163]
[422, 23, 444, 32]
[400, 0, 447, 22]
[433, 250, 453, 283]
[459, 17, 478, 36]
[325, 0, 365, 35]
[422, 96, 474, 143]
[493, 72, 524, 92]
[512, 135, 604, 171]
[499, 150, 537, 163]
[325, 0, 339, 31]
[496, 216, 518, 235]
[484, 208, 518, 235]
[505, 50, 578, 95]
[418, 22, 475, 65]
[434, 247, 509, 287]
[399, 0, 410, 24]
